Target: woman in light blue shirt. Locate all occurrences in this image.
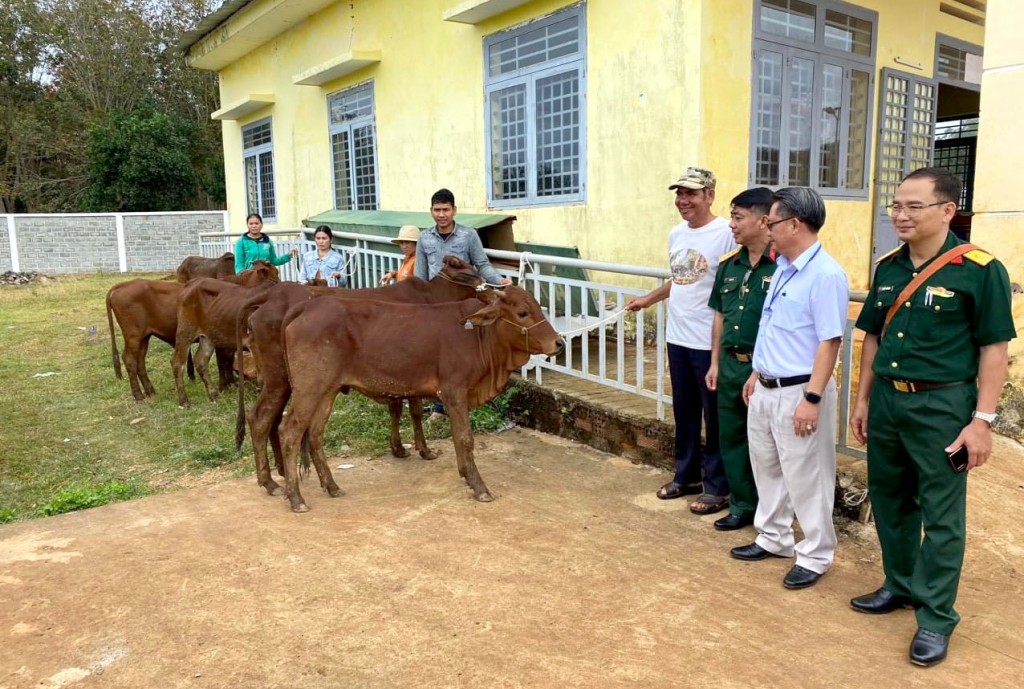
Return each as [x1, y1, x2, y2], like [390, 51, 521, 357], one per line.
[299, 225, 347, 286]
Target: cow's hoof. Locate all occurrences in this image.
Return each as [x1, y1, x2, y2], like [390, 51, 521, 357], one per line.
[326, 485, 345, 497]
[420, 449, 439, 461]
[391, 447, 410, 458]
[474, 492, 494, 503]
[263, 482, 282, 496]
[290, 503, 310, 513]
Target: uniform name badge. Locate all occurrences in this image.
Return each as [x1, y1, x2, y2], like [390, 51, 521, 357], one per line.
[924, 285, 955, 306]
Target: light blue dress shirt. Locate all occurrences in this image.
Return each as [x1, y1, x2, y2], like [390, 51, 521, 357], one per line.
[752, 240, 849, 378]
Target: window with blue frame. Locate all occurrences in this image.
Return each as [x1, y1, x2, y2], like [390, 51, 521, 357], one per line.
[751, 0, 876, 197]
[484, 4, 586, 207]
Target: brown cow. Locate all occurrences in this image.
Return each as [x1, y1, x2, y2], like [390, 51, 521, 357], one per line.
[276, 286, 564, 512]
[235, 256, 486, 497]
[176, 253, 235, 283]
[171, 261, 281, 406]
[106, 263, 280, 400]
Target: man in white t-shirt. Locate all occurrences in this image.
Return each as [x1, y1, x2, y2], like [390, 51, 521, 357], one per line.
[626, 167, 737, 515]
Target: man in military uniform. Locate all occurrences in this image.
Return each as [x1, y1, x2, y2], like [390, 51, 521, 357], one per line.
[849, 167, 1015, 667]
[705, 187, 776, 530]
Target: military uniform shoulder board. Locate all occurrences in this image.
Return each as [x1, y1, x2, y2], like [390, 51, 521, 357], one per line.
[964, 248, 994, 266]
[874, 246, 901, 264]
[719, 247, 741, 262]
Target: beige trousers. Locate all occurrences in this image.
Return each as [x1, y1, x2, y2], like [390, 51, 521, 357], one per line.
[747, 378, 838, 574]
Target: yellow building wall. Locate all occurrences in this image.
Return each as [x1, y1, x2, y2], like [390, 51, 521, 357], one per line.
[968, 0, 1024, 364]
[210, 0, 987, 291]
[218, 0, 707, 278]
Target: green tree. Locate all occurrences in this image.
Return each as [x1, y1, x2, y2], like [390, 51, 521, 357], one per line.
[83, 99, 199, 212]
[0, 0, 49, 213]
[1, 0, 224, 212]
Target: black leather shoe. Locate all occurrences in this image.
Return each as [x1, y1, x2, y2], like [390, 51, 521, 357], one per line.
[714, 513, 755, 531]
[730, 543, 786, 561]
[850, 587, 913, 614]
[783, 564, 823, 589]
[909, 628, 949, 667]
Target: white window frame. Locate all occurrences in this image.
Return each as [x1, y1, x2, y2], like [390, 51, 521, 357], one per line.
[242, 118, 277, 221]
[483, 4, 587, 208]
[749, 0, 877, 198]
[327, 81, 380, 211]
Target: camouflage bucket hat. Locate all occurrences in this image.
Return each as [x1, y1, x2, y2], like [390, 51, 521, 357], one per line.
[669, 166, 717, 191]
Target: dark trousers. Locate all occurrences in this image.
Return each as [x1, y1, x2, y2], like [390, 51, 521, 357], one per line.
[667, 343, 727, 497]
[867, 381, 973, 635]
[717, 354, 758, 517]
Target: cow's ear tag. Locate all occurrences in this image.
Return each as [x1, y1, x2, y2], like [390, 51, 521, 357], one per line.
[464, 320, 474, 330]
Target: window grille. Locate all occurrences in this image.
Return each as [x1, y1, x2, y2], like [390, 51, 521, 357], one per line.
[328, 83, 379, 211]
[484, 5, 586, 207]
[242, 119, 276, 220]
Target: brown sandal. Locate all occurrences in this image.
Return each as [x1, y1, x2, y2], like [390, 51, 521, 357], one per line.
[689, 494, 730, 515]
[656, 481, 703, 500]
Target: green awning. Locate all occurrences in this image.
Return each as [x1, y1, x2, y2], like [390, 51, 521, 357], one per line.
[303, 209, 515, 235]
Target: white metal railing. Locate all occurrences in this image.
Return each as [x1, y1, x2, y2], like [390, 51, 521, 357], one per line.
[200, 228, 674, 418]
[198, 229, 865, 442]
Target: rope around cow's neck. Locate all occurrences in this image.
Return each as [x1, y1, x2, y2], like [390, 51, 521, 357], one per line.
[435, 270, 493, 292]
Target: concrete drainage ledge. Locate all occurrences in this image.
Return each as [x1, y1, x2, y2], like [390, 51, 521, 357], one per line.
[504, 379, 675, 472]
[503, 378, 870, 524]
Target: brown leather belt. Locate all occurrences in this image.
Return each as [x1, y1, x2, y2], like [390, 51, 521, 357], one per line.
[726, 350, 752, 363]
[880, 377, 971, 394]
[758, 374, 811, 389]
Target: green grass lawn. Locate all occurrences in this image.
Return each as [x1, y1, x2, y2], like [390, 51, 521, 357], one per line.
[0, 273, 511, 522]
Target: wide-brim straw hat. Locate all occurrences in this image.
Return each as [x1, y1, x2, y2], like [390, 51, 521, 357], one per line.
[391, 225, 421, 244]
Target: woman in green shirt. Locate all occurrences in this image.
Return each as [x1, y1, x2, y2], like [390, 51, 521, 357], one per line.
[234, 213, 297, 273]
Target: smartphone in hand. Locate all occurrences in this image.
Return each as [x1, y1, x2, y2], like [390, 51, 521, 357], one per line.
[947, 445, 970, 473]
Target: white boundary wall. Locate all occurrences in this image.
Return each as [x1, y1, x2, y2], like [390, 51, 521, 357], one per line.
[0, 211, 229, 274]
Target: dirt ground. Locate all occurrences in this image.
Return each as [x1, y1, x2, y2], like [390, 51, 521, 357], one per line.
[2, 427, 1023, 689]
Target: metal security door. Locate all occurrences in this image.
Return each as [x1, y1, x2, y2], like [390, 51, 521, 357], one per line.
[871, 68, 938, 263]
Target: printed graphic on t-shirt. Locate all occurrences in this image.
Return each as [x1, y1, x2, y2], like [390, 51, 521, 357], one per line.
[670, 248, 709, 285]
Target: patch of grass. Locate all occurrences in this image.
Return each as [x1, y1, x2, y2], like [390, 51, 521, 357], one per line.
[0, 273, 520, 521]
[188, 446, 242, 468]
[36, 480, 145, 516]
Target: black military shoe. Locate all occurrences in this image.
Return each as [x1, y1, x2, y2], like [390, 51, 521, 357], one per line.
[782, 564, 823, 589]
[730, 543, 786, 561]
[714, 513, 755, 531]
[909, 628, 949, 667]
[850, 587, 913, 614]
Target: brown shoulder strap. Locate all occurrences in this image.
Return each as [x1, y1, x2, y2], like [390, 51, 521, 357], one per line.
[883, 244, 977, 331]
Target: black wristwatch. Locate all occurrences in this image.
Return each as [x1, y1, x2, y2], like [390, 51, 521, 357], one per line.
[804, 391, 822, 404]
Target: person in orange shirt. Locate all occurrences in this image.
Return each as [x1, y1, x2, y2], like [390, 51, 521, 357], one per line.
[380, 225, 420, 284]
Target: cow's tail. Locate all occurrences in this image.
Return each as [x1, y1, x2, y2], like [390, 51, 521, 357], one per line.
[300, 432, 312, 477]
[187, 348, 195, 381]
[234, 295, 264, 450]
[106, 288, 123, 379]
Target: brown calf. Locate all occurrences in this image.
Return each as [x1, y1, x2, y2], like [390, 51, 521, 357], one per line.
[107, 262, 281, 401]
[171, 261, 280, 406]
[277, 286, 564, 512]
[236, 256, 486, 497]
[176, 252, 235, 283]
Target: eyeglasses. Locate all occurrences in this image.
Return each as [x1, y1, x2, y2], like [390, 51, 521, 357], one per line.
[765, 216, 794, 230]
[887, 201, 951, 217]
